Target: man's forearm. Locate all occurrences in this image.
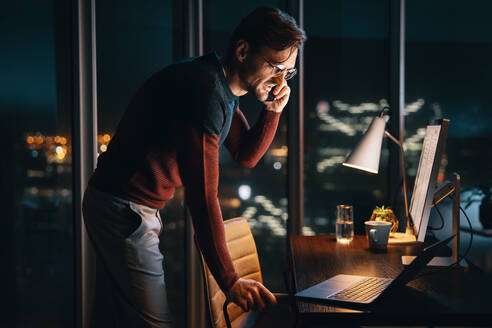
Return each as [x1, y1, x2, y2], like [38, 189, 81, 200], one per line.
[175, 123, 240, 292]
[224, 107, 281, 167]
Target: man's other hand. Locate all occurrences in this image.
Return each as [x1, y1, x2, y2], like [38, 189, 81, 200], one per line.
[225, 278, 277, 312]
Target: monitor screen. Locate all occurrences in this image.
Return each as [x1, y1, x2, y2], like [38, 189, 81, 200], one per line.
[409, 119, 449, 242]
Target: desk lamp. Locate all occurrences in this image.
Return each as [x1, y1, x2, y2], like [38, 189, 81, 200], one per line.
[342, 107, 416, 244]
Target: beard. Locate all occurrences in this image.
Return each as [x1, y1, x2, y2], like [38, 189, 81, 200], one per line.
[243, 75, 275, 102]
[237, 59, 273, 102]
[252, 83, 268, 101]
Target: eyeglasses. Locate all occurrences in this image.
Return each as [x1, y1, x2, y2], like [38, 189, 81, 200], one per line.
[262, 56, 297, 80]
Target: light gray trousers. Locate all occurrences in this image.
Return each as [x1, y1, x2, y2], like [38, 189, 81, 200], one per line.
[82, 186, 173, 328]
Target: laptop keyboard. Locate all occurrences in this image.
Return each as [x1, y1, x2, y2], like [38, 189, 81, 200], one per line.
[330, 277, 393, 303]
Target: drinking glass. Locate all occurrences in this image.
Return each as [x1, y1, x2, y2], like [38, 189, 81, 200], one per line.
[336, 205, 354, 243]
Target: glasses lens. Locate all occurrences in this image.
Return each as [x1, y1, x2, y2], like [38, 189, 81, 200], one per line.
[285, 69, 297, 80]
[273, 67, 283, 76]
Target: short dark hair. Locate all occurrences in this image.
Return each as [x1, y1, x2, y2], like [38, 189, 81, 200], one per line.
[226, 7, 306, 60]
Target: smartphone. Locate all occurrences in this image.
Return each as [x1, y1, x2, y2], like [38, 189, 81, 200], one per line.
[266, 85, 277, 102]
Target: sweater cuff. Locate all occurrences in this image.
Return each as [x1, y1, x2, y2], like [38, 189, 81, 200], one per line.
[221, 272, 240, 293]
[262, 108, 282, 120]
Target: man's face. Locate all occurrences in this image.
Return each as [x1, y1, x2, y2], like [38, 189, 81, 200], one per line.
[238, 45, 298, 101]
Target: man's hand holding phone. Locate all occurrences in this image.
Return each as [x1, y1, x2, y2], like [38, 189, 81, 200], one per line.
[262, 80, 290, 113]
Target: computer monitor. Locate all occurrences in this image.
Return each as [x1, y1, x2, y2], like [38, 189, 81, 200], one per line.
[409, 119, 449, 242]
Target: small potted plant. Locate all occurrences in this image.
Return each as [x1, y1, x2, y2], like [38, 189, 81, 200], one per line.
[369, 206, 399, 233]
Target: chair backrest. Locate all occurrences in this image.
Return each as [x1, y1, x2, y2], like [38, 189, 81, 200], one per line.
[197, 217, 263, 328]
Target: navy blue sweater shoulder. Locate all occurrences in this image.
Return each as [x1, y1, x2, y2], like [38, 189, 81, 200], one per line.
[143, 52, 236, 137]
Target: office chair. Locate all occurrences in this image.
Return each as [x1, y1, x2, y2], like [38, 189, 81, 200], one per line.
[195, 217, 295, 328]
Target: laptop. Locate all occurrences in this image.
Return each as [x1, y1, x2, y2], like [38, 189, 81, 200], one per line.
[295, 234, 455, 306]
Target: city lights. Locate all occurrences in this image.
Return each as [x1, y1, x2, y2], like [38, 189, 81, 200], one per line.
[24, 133, 72, 163]
[317, 155, 346, 173]
[316, 100, 329, 114]
[242, 194, 288, 237]
[404, 98, 425, 116]
[269, 145, 288, 157]
[238, 185, 251, 200]
[97, 133, 113, 155]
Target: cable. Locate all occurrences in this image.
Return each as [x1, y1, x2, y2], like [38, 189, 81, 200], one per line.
[427, 202, 445, 230]
[458, 205, 473, 263]
[413, 203, 473, 280]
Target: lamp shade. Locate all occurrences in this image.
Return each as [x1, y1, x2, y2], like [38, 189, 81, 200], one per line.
[342, 117, 386, 174]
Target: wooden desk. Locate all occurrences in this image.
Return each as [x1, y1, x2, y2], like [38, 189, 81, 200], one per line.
[290, 235, 492, 326]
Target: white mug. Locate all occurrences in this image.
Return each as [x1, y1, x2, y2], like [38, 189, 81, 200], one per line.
[364, 221, 392, 250]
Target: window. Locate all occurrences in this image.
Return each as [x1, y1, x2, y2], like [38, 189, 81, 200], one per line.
[303, 0, 391, 235]
[406, 0, 492, 235]
[0, 1, 74, 326]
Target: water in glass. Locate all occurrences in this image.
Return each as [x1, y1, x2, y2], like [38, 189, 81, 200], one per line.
[336, 220, 354, 242]
[336, 205, 354, 243]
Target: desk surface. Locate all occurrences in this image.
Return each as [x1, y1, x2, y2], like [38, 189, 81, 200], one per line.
[290, 235, 492, 325]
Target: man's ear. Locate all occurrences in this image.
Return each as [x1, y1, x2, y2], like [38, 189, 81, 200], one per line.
[235, 40, 249, 63]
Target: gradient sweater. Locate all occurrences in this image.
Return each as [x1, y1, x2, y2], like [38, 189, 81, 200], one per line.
[89, 52, 281, 292]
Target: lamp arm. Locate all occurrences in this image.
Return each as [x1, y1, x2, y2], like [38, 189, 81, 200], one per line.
[384, 130, 402, 147]
[384, 131, 413, 234]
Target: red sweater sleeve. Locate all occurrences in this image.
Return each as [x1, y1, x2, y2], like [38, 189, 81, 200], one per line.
[224, 106, 281, 168]
[174, 123, 239, 292]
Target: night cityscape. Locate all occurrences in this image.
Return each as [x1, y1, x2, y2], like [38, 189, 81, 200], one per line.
[2, 0, 492, 327]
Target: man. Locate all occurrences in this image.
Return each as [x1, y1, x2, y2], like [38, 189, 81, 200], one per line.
[82, 7, 306, 327]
